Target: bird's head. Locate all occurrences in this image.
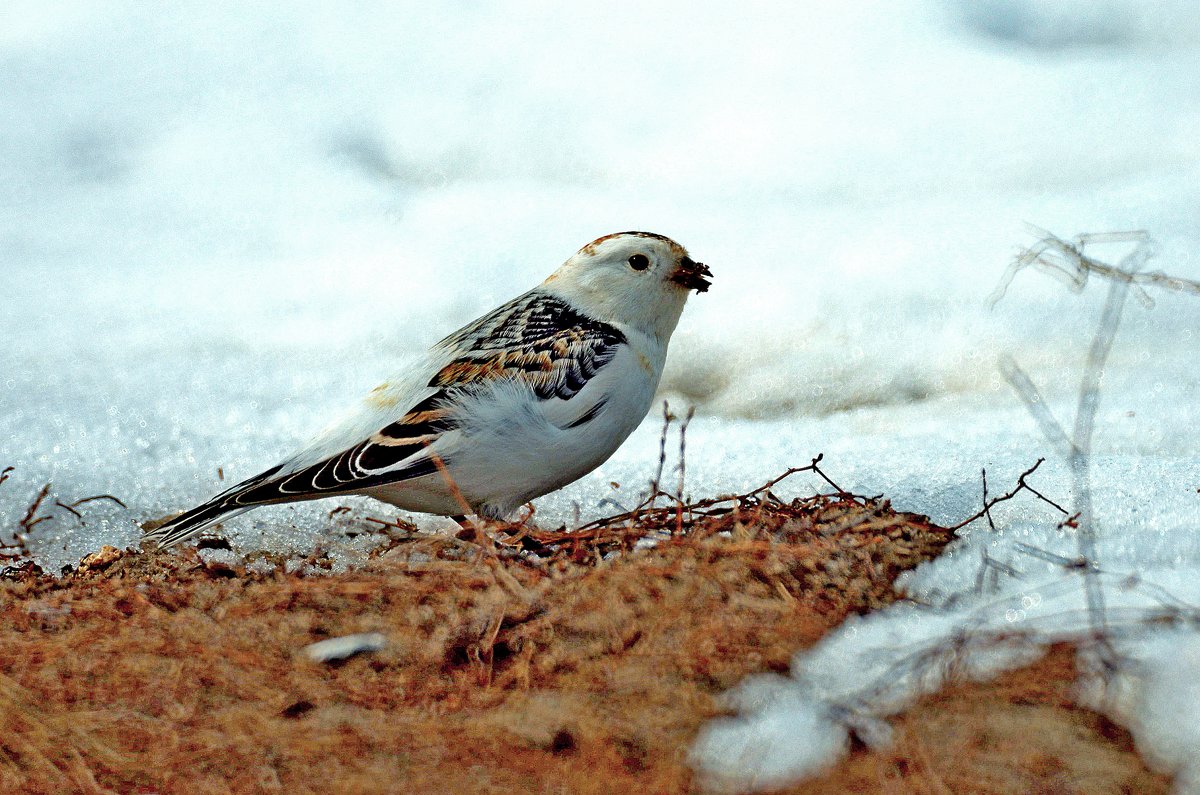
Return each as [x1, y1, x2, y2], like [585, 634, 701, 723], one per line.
[543, 232, 711, 340]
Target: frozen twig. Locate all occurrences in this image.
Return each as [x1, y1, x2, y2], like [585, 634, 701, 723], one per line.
[989, 227, 1195, 308]
[1070, 269, 1129, 657]
[996, 228, 1170, 669]
[1012, 542, 1089, 568]
[834, 227, 1188, 724]
[997, 357, 1075, 456]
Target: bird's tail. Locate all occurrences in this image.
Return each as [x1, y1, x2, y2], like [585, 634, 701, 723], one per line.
[140, 499, 249, 550]
[141, 465, 284, 550]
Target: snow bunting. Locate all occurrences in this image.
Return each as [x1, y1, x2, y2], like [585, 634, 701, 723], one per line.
[144, 232, 712, 549]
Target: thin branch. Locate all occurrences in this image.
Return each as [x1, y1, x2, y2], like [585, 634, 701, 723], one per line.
[648, 400, 674, 510]
[674, 405, 695, 535]
[69, 494, 128, 510]
[980, 469, 996, 531]
[948, 459, 1066, 531]
[55, 501, 84, 521]
[19, 484, 52, 532]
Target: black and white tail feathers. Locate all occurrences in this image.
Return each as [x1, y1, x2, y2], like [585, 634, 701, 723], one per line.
[142, 441, 451, 550]
[141, 465, 283, 550]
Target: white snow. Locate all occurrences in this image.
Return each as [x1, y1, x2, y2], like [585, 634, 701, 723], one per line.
[694, 675, 850, 793]
[1119, 633, 1200, 793]
[2, 0, 1199, 789]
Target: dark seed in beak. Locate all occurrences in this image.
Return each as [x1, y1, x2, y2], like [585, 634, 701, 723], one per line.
[671, 256, 713, 293]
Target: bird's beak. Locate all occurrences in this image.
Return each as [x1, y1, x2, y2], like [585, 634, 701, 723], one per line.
[670, 256, 713, 293]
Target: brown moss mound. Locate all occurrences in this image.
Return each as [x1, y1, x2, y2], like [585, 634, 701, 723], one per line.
[0, 491, 1170, 793]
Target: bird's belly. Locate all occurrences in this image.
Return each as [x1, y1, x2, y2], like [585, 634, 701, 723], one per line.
[367, 339, 664, 518]
[453, 372, 658, 513]
[364, 479, 469, 517]
[364, 405, 650, 518]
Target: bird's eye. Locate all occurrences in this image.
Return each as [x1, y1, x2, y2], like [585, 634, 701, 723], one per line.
[627, 254, 650, 271]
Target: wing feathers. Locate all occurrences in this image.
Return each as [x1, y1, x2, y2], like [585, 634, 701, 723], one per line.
[562, 397, 608, 429]
[434, 292, 626, 403]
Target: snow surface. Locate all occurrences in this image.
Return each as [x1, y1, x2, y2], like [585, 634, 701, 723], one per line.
[2, 0, 1199, 789]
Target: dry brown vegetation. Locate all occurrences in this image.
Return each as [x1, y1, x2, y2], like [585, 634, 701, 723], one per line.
[794, 643, 1170, 795]
[0, 484, 1173, 793]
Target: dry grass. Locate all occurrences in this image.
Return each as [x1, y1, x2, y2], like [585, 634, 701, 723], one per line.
[0, 488, 1172, 793]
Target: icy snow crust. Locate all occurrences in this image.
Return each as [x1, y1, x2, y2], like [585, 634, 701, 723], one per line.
[2, 0, 1199, 788]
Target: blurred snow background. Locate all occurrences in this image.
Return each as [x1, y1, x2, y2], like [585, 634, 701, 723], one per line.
[1, 0, 1199, 787]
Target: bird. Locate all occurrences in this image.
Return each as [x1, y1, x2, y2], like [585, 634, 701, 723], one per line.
[142, 231, 712, 549]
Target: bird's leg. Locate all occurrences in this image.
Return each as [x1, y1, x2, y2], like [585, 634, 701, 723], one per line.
[450, 514, 496, 552]
[491, 504, 549, 552]
[513, 502, 536, 530]
[450, 514, 475, 540]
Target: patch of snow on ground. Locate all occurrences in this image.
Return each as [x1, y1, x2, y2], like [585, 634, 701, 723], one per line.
[1118, 633, 1200, 792]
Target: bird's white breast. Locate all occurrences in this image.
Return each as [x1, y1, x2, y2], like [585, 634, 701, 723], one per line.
[416, 329, 667, 515]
